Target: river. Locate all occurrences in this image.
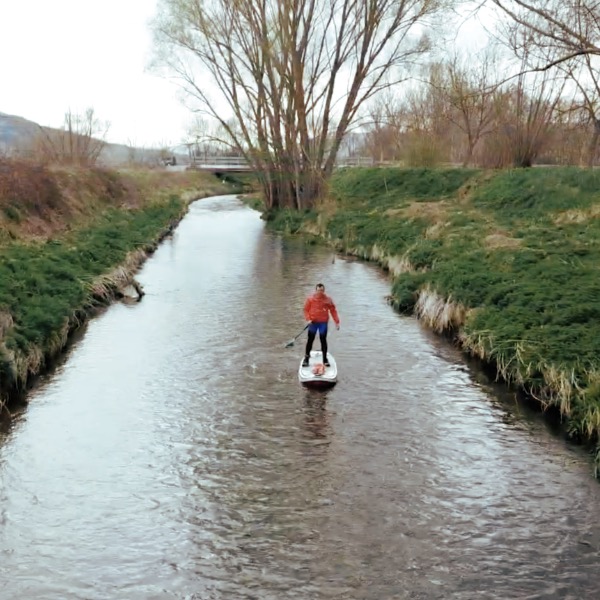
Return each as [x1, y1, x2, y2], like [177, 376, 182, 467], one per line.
[0, 195, 599, 599]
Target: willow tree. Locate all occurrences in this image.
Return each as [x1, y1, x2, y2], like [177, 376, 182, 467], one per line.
[153, 0, 441, 210]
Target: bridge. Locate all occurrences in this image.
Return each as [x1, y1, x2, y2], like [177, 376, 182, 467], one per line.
[187, 155, 375, 172]
[189, 156, 252, 172]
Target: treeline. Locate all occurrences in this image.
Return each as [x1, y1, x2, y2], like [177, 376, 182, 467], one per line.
[354, 54, 596, 169]
[353, 1, 600, 169]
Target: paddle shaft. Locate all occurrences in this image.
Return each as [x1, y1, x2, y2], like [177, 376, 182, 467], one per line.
[285, 323, 309, 347]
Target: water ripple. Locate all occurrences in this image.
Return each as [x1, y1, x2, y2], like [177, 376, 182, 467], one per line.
[0, 196, 599, 599]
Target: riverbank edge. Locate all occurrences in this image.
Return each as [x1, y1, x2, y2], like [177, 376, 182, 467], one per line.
[251, 170, 600, 476]
[274, 221, 600, 459]
[0, 175, 231, 416]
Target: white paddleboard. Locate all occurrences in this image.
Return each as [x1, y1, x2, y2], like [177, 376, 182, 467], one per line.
[298, 350, 338, 387]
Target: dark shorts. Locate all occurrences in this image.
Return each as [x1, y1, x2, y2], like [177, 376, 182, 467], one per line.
[308, 322, 328, 335]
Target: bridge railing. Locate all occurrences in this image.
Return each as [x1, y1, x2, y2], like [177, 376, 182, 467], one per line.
[188, 155, 375, 170]
[188, 156, 251, 169]
[335, 156, 375, 167]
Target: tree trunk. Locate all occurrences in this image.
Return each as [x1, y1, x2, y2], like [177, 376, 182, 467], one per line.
[587, 119, 600, 167]
[260, 165, 325, 211]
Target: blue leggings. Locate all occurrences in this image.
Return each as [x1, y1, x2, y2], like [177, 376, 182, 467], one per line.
[305, 322, 328, 358]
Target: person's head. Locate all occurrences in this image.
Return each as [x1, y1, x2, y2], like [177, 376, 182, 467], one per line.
[315, 283, 325, 296]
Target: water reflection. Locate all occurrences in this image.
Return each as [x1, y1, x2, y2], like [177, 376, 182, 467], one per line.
[0, 195, 599, 599]
[302, 391, 331, 441]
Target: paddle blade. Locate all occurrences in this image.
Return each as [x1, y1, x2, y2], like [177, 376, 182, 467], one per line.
[284, 324, 308, 348]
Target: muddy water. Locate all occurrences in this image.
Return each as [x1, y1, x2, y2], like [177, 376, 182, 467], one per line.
[0, 195, 599, 599]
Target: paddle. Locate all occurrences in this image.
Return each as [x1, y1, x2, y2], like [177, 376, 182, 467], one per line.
[284, 324, 309, 348]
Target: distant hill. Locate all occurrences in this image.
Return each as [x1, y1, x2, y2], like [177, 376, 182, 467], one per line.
[0, 112, 42, 146]
[0, 111, 188, 167]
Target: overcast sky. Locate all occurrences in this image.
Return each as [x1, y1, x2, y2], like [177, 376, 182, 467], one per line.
[0, 1, 494, 150]
[0, 0, 190, 147]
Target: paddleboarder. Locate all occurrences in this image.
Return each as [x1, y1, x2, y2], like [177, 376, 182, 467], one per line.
[303, 283, 340, 367]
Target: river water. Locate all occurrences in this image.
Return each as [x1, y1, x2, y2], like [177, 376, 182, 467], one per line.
[0, 195, 599, 599]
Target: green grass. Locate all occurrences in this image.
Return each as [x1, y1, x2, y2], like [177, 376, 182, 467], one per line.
[0, 196, 186, 389]
[332, 167, 478, 208]
[471, 167, 600, 223]
[267, 166, 600, 473]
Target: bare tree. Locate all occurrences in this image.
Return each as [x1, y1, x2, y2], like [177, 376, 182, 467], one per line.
[480, 62, 564, 167]
[361, 76, 453, 167]
[430, 49, 502, 165]
[362, 92, 405, 163]
[492, 0, 600, 165]
[153, 0, 443, 210]
[401, 70, 453, 165]
[543, 98, 590, 165]
[557, 55, 600, 165]
[491, 0, 600, 64]
[29, 108, 110, 167]
[186, 117, 234, 165]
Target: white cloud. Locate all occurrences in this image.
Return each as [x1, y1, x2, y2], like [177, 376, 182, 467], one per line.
[0, 0, 190, 146]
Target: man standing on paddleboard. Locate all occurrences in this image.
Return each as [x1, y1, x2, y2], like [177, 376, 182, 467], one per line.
[303, 283, 340, 367]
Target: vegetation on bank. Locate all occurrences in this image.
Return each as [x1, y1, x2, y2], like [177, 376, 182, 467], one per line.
[266, 166, 600, 472]
[0, 161, 228, 405]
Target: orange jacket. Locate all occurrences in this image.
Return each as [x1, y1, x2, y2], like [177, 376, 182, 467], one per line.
[304, 292, 340, 325]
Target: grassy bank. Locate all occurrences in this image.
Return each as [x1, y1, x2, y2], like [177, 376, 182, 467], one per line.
[0, 161, 229, 407]
[267, 167, 600, 473]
